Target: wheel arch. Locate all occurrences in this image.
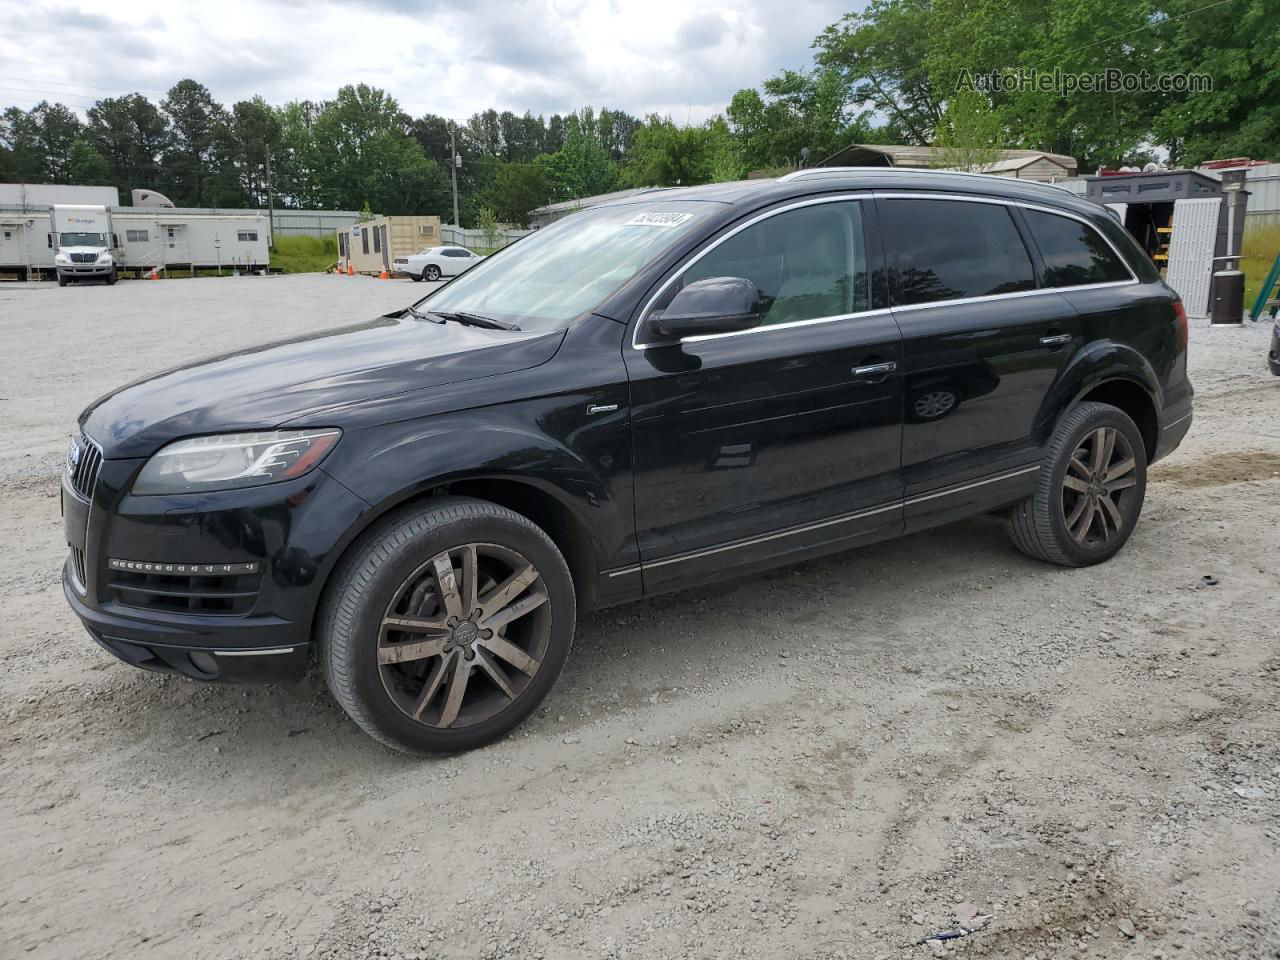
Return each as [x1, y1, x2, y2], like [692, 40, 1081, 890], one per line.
[311, 470, 603, 645]
[1039, 343, 1161, 460]
[1074, 379, 1158, 461]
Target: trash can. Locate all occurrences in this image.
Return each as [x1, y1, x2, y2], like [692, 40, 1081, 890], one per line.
[1210, 269, 1245, 325]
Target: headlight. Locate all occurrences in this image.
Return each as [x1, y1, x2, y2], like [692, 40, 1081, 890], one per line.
[55, 254, 69, 263]
[97, 253, 112, 263]
[133, 429, 341, 495]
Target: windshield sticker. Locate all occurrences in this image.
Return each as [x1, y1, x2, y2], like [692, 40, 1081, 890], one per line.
[624, 212, 694, 228]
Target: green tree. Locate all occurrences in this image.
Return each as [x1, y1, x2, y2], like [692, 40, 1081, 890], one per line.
[476, 204, 499, 247]
[225, 97, 282, 207]
[0, 102, 82, 182]
[85, 94, 169, 196]
[67, 139, 111, 183]
[0, 105, 46, 181]
[814, 0, 943, 144]
[310, 84, 449, 216]
[933, 89, 1003, 171]
[485, 162, 550, 227]
[622, 116, 742, 187]
[534, 110, 618, 199]
[161, 79, 228, 204]
[274, 100, 321, 208]
[1150, 0, 1280, 164]
[925, 0, 1158, 170]
[727, 68, 871, 171]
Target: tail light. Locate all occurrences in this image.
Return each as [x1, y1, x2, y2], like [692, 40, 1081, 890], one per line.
[1172, 298, 1188, 350]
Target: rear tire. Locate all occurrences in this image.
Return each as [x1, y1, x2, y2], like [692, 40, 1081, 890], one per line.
[1008, 401, 1147, 567]
[319, 497, 576, 754]
[424, 264, 441, 281]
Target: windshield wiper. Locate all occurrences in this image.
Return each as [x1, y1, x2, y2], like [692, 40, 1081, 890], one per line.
[434, 310, 521, 331]
[404, 304, 445, 323]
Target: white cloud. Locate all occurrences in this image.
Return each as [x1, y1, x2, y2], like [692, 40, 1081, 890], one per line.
[0, 0, 858, 123]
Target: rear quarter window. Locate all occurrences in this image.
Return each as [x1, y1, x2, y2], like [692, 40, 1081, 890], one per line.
[880, 199, 1035, 306]
[1024, 209, 1133, 287]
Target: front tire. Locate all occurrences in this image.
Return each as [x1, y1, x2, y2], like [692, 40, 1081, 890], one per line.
[1008, 401, 1147, 567]
[319, 497, 576, 754]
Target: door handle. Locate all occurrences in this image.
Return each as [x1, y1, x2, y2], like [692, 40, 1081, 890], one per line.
[851, 361, 897, 381]
[1040, 333, 1073, 347]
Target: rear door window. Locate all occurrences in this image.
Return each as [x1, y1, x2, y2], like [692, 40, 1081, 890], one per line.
[659, 200, 870, 327]
[1023, 209, 1133, 287]
[880, 199, 1035, 306]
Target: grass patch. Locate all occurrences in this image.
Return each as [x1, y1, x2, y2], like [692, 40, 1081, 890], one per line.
[271, 234, 339, 274]
[1242, 223, 1280, 315]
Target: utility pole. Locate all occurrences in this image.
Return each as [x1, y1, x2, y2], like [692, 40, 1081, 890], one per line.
[265, 146, 275, 247]
[449, 124, 460, 228]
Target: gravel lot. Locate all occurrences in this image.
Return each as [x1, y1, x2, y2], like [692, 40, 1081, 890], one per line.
[2, 274, 1278, 960]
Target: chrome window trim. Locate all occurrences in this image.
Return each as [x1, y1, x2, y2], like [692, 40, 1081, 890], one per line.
[631, 190, 1141, 350]
[628, 464, 1039, 573]
[889, 280, 1138, 315]
[632, 193, 874, 350]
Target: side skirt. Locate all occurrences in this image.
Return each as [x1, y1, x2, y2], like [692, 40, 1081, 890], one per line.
[596, 463, 1042, 602]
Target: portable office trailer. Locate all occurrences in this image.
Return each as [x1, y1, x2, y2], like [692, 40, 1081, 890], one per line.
[113, 211, 270, 272]
[0, 209, 45, 275]
[1086, 171, 1248, 319]
[338, 215, 442, 274]
[0, 208, 270, 276]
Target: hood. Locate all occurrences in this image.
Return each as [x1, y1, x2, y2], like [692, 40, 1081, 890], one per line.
[81, 313, 565, 458]
[58, 245, 109, 255]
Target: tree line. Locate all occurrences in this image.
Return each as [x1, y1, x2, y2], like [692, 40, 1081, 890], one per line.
[2, 0, 1275, 229]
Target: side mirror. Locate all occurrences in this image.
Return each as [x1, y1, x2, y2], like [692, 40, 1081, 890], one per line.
[649, 276, 762, 339]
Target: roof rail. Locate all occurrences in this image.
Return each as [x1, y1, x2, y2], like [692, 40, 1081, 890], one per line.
[777, 166, 1079, 196]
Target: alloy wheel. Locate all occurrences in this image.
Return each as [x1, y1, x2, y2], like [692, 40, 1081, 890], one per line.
[377, 543, 551, 729]
[1060, 426, 1138, 547]
[914, 390, 957, 419]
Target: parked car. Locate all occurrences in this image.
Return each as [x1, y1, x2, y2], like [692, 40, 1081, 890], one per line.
[1269, 317, 1280, 375]
[395, 246, 485, 282]
[62, 169, 1193, 754]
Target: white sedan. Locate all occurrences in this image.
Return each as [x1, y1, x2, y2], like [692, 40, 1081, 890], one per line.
[395, 246, 486, 282]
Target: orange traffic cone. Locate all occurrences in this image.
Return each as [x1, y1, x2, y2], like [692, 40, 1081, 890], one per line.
[378, 269, 389, 280]
[149, 268, 159, 280]
[347, 263, 354, 276]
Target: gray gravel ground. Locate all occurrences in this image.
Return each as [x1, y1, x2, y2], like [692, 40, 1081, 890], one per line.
[1, 274, 1278, 960]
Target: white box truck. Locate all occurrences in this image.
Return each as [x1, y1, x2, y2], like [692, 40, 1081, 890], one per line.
[51, 205, 120, 285]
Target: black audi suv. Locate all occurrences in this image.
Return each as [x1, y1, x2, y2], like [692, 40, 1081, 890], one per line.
[62, 169, 1193, 753]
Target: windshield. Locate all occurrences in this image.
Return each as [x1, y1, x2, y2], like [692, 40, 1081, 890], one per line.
[418, 200, 717, 329]
[60, 232, 106, 247]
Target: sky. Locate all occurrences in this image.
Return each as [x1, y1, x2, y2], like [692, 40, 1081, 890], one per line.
[0, 0, 857, 124]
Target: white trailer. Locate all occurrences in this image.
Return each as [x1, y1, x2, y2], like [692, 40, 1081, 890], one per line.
[111, 211, 270, 273]
[0, 209, 270, 277]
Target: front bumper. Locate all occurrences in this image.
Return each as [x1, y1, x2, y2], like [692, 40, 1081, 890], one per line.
[62, 459, 370, 683]
[57, 264, 113, 277]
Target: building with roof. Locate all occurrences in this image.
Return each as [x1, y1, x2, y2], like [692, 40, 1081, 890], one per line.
[814, 144, 1077, 181]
